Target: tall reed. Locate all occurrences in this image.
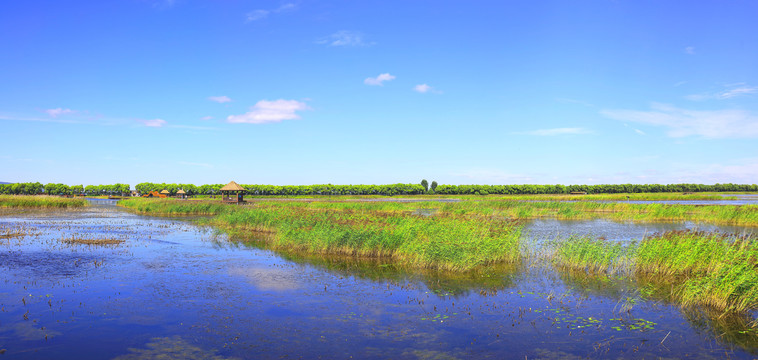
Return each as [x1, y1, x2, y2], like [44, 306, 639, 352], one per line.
[0, 195, 88, 208]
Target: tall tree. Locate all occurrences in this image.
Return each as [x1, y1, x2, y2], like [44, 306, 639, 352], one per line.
[421, 179, 429, 192]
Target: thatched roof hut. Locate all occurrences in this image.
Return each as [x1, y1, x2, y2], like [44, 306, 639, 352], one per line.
[220, 181, 245, 192]
[176, 189, 186, 195]
[220, 181, 246, 203]
[160, 189, 170, 195]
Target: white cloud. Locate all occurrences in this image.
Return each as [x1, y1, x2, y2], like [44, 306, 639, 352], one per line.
[246, 3, 296, 22]
[685, 46, 695, 55]
[518, 128, 593, 136]
[685, 84, 757, 101]
[45, 108, 75, 117]
[141, 119, 167, 127]
[275, 3, 297, 12]
[414, 84, 431, 93]
[364, 73, 395, 86]
[601, 103, 758, 138]
[227, 99, 309, 124]
[634, 129, 646, 135]
[208, 95, 232, 103]
[316, 31, 370, 47]
[200, 116, 213, 120]
[246, 9, 270, 21]
[719, 86, 757, 99]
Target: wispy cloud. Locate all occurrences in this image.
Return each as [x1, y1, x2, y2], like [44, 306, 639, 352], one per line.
[208, 95, 232, 103]
[634, 128, 646, 135]
[685, 46, 695, 55]
[601, 103, 758, 138]
[227, 99, 309, 124]
[364, 73, 395, 86]
[556, 98, 595, 107]
[140, 119, 167, 127]
[1, 114, 79, 124]
[45, 108, 75, 117]
[246, 9, 269, 21]
[685, 84, 757, 101]
[414, 84, 431, 93]
[246, 3, 297, 22]
[316, 31, 371, 47]
[517, 128, 593, 136]
[413, 84, 441, 94]
[200, 116, 213, 120]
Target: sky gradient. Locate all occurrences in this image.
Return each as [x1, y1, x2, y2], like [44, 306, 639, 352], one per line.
[2, 0, 757, 186]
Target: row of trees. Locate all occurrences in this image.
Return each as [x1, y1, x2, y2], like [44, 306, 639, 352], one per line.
[3, 182, 757, 197]
[434, 183, 758, 195]
[134, 183, 429, 196]
[0, 182, 131, 196]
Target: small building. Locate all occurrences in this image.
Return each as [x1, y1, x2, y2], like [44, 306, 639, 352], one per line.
[177, 189, 187, 199]
[142, 191, 167, 198]
[220, 181, 246, 204]
[160, 189, 170, 197]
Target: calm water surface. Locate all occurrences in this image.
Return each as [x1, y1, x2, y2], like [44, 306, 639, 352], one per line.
[1, 202, 757, 359]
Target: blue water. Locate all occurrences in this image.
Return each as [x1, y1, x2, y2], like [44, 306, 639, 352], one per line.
[0, 203, 756, 359]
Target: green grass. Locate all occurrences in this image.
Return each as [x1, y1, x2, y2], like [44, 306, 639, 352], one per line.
[552, 236, 632, 274]
[120, 197, 758, 312]
[443, 200, 758, 226]
[0, 195, 88, 208]
[118, 198, 230, 215]
[553, 231, 758, 313]
[120, 198, 522, 271]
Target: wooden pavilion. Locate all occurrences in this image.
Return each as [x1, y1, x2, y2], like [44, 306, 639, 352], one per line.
[220, 181, 246, 203]
[177, 189, 187, 199]
[160, 189, 170, 197]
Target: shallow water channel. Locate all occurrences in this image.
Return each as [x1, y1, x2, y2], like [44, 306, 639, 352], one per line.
[1, 202, 757, 359]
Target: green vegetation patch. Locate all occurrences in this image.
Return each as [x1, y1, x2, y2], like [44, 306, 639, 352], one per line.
[553, 230, 758, 313]
[0, 195, 88, 208]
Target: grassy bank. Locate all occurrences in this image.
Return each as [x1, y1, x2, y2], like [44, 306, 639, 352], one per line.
[446, 200, 758, 226]
[119, 198, 229, 215]
[553, 231, 758, 313]
[120, 198, 522, 271]
[120, 198, 758, 313]
[0, 195, 88, 208]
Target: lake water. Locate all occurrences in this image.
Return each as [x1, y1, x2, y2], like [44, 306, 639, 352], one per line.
[1, 202, 757, 359]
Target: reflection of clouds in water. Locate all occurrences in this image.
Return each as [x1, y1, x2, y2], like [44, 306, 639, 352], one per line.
[228, 266, 300, 291]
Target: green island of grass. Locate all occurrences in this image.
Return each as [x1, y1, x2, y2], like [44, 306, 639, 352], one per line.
[0, 195, 88, 208]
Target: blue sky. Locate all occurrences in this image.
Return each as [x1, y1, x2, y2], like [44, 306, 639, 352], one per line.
[1, 0, 757, 186]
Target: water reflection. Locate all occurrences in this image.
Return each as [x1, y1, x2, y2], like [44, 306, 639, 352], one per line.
[1, 203, 757, 359]
[524, 218, 755, 242]
[228, 266, 302, 291]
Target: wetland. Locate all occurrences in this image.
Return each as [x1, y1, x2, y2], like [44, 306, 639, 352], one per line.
[1, 196, 757, 358]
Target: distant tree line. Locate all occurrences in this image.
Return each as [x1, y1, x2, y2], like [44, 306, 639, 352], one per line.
[0, 182, 130, 196]
[133, 183, 428, 196]
[1, 182, 756, 197]
[434, 183, 758, 195]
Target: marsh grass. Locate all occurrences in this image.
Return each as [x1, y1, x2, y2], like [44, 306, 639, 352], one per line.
[119, 198, 229, 215]
[450, 200, 758, 226]
[121, 198, 523, 271]
[552, 236, 633, 274]
[0, 195, 88, 208]
[553, 230, 758, 314]
[215, 204, 523, 271]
